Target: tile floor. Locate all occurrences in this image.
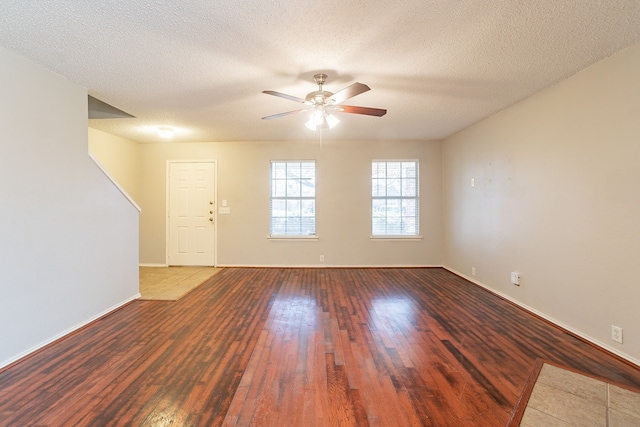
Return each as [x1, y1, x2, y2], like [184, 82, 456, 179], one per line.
[139, 266, 221, 300]
[521, 363, 640, 426]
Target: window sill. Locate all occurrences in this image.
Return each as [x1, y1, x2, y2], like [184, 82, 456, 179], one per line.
[370, 235, 423, 241]
[268, 235, 319, 241]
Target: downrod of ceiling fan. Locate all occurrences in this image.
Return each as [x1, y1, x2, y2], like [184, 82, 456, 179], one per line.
[306, 73, 333, 105]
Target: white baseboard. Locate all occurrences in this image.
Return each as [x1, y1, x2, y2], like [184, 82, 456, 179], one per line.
[443, 266, 640, 368]
[216, 264, 443, 268]
[0, 293, 141, 370]
[139, 263, 167, 267]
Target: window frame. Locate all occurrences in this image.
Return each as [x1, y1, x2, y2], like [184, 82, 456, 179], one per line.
[371, 159, 421, 239]
[269, 160, 317, 239]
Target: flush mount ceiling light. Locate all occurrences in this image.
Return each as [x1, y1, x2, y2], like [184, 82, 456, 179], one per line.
[158, 127, 174, 139]
[262, 73, 387, 131]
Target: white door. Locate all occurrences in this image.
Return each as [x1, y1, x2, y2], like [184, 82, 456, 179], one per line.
[168, 162, 216, 266]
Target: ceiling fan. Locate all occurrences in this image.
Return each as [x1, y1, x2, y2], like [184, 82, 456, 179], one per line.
[261, 73, 387, 131]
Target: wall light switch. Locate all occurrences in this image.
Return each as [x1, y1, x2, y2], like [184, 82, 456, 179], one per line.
[222, 200, 228, 207]
[612, 325, 623, 344]
[219, 207, 231, 215]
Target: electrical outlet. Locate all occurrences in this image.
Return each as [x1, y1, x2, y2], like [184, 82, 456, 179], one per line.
[319, 255, 324, 262]
[511, 272, 521, 286]
[471, 267, 476, 276]
[612, 325, 623, 344]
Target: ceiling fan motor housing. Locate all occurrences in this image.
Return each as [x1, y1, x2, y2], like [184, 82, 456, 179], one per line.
[306, 74, 333, 105]
[305, 90, 334, 105]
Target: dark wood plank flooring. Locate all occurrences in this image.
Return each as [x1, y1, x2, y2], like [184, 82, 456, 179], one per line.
[1, 268, 639, 426]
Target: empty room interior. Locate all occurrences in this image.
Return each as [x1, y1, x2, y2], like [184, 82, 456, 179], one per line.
[1, 1, 640, 426]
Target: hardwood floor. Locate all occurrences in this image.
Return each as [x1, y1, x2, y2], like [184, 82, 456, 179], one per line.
[1, 268, 639, 426]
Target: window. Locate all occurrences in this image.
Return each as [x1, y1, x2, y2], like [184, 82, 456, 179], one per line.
[372, 160, 419, 236]
[270, 161, 316, 236]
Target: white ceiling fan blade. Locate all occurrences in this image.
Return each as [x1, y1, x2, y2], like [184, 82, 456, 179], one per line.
[261, 109, 309, 120]
[262, 90, 307, 104]
[330, 82, 370, 104]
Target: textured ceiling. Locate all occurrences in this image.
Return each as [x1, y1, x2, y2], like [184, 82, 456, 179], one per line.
[1, 1, 639, 143]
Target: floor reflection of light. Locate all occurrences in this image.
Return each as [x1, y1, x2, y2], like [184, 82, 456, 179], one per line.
[268, 296, 318, 331]
[150, 395, 190, 425]
[370, 296, 416, 332]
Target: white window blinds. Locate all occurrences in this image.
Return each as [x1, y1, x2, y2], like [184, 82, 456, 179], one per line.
[372, 160, 419, 236]
[270, 161, 316, 236]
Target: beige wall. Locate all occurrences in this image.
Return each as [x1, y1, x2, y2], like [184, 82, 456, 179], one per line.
[88, 127, 141, 203]
[0, 46, 139, 368]
[139, 139, 443, 267]
[443, 43, 640, 363]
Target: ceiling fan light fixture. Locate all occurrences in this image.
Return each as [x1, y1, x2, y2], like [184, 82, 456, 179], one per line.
[305, 109, 326, 131]
[311, 109, 324, 125]
[305, 118, 318, 131]
[325, 113, 339, 129]
[305, 109, 339, 131]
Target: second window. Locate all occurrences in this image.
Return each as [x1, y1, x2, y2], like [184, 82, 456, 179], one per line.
[372, 160, 419, 236]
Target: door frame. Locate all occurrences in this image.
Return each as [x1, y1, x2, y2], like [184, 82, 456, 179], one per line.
[165, 159, 218, 266]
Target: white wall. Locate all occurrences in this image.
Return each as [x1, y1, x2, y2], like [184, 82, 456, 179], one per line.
[88, 127, 142, 203]
[0, 46, 140, 368]
[139, 139, 443, 267]
[443, 43, 640, 364]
